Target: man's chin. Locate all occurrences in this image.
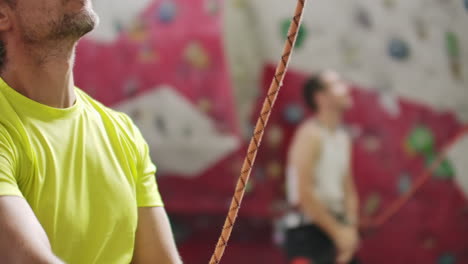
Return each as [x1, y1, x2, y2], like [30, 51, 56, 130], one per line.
[81, 12, 99, 36]
[64, 10, 99, 38]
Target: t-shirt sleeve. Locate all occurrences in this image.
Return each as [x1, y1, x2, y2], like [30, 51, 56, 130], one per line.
[123, 115, 164, 207]
[0, 129, 22, 198]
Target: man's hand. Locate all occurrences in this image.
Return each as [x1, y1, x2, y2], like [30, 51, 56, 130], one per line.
[334, 225, 359, 264]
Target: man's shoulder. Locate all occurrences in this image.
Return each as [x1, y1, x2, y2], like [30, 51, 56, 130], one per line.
[76, 88, 139, 142]
[296, 118, 321, 139]
[0, 92, 24, 151]
[0, 123, 18, 161]
[76, 89, 132, 125]
[337, 126, 352, 141]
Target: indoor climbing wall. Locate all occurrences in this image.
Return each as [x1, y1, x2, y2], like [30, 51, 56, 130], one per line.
[226, 0, 468, 263]
[226, 0, 468, 125]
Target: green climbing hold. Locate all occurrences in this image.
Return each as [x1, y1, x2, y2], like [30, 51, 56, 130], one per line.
[383, 0, 396, 9]
[425, 154, 455, 180]
[245, 180, 255, 194]
[281, 19, 308, 49]
[407, 125, 434, 155]
[446, 32, 460, 58]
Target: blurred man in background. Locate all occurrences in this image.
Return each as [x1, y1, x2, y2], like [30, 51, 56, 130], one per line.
[285, 71, 359, 264]
[0, 0, 180, 263]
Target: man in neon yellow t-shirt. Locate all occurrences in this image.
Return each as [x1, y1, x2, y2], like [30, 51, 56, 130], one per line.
[0, 0, 181, 263]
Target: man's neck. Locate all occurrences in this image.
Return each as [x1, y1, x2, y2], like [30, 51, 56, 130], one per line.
[1, 38, 77, 108]
[316, 110, 342, 132]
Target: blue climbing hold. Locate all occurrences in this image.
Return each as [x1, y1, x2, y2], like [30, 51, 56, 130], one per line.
[465, 0, 468, 11]
[389, 38, 410, 61]
[284, 104, 305, 124]
[398, 173, 412, 194]
[158, 1, 177, 23]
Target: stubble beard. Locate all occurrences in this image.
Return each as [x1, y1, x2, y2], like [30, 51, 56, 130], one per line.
[21, 7, 99, 45]
[49, 9, 98, 41]
[19, 7, 99, 64]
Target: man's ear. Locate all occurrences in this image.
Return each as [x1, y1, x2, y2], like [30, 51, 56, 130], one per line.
[0, 4, 12, 32]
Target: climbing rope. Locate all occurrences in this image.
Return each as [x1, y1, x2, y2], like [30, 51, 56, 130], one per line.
[208, 1, 307, 263]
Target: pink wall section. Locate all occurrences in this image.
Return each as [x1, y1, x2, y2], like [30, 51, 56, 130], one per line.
[74, 0, 238, 135]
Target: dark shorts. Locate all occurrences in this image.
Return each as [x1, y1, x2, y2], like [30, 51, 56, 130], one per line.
[285, 225, 360, 264]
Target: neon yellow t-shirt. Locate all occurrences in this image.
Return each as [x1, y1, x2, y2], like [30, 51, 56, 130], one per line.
[0, 78, 163, 264]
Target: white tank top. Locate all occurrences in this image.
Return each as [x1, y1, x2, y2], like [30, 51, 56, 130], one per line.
[285, 122, 351, 227]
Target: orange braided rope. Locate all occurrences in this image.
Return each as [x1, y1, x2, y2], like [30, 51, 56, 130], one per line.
[208, 1, 307, 263]
[370, 125, 468, 228]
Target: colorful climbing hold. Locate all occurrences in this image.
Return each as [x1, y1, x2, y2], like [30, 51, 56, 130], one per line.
[340, 36, 360, 67]
[446, 32, 460, 58]
[406, 125, 434, 156]
[184, 41, 211, 70]
[281, 19, 308, 49]
[422, 237, 436, 249]
[245, 180, 255, 194]
[267, 161, 283, 180]
[445, 32, 462, 79]
[158, 0, 177, 24]
[267, 125, 284, 148]
[284, 104, 305, 124]
[138, 44, 159, 63]
[114, 21, 124, 35]
[398, 173, 412, 194]
[155, 115, 167, 134]
[205, 0, 220, 15]
[355, 6, 372, 29]
[389, 37, 411, 61]
[383, 0, 396, 9]
[233, 0, 247, 8]
[128, 19, 148, 43]
[450, 61, 462, 80]
[413, 17, 428, 40]
[130, 109, 142, 122]
[198, 98, 213, 113]
[425, 154, 455, 180]
[123, 78, 139, 97]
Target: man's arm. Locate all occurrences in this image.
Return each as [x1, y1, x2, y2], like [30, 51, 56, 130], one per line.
[344, 169, 359, 227]
[0, 196, 63, 264]
[123, 115, 181, 264]
[132, 207, 182, 264]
